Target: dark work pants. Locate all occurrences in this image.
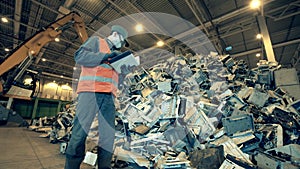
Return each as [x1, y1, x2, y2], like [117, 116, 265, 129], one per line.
[65, 92, 115, 169]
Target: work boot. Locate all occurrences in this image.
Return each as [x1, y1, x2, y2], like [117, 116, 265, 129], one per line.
[97, 147, 113, 169]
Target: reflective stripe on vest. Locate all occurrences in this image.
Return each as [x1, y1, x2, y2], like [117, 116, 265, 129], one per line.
[77, 38, 119, 95]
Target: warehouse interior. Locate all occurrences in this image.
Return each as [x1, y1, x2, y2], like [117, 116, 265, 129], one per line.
[0, 0, 300, 168]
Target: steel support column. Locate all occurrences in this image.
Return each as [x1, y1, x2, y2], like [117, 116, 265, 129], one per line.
[257, 15, 277, 63]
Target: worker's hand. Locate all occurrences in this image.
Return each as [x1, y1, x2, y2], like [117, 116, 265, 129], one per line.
[101, 51, 120, 63]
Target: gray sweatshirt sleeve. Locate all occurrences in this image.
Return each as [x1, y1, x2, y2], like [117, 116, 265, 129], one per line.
[74, 36, 107, 67]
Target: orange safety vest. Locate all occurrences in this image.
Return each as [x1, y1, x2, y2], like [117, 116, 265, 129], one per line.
[77, 38, 118, 96]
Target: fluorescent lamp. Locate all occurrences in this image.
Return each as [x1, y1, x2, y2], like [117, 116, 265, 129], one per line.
[157, 41, 164, 47]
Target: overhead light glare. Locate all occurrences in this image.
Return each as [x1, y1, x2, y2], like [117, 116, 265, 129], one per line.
[54, 38, 60, 42]
[60, 75, 64, 78]
[42, 58, 46, 61]
[157, 40, 164, 47]
[46, 82, 58, 88]
[24, 78, 33, 85]
[61, 84, 72, 90]
[256, 34, 262, 39]
[1, 17, 8, 23]
[135, 24, 143, 32]
[73, 67, 77, 70]
[4, 48, 9, 52]
[250, 0, 261, 9]
[256, 53, 261, 57]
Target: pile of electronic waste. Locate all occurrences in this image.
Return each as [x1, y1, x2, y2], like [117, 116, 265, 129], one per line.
[28, 103, 75, 143]
[108, 53, 300, 168]
[27, 52, 300, 169]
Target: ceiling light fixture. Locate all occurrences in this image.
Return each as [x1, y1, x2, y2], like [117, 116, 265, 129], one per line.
[225, 46, 233, 51]
[157, 40, 164, 47]
[256, 53, 261, 57]
[73, 67, 77, 70]
[1, 17, 8, 23]
[42, 58, 46, 61]
[24, 78, 33, 85]
[256, 34, 262, 39]
[4, 48, 9, 52]
[250, 0, 261, 9]
[54, 38, 60, 42]
[135, 24, 143, 32]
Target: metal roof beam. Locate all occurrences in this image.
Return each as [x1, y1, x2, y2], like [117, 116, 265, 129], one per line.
[139, 0, 274, 55]
[231, 38, 300, 58]
[195, 0, 224, 54]
[265, 0, 300, 21]
[278, 13, 296, 63]
[105, 0, 173, 50]
[72, 4, 143, 51]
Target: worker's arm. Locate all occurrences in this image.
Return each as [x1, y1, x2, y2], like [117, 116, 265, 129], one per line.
[74, 36, 107, 67]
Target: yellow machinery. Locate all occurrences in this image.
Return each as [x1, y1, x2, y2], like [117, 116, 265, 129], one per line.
[0, 11, 88, 99]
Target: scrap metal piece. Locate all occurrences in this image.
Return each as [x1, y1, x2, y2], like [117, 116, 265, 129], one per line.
[114, 146, 150, 167]
[158, 81, 172, 92]
[188, 146, 224, 169]
[158, 120, 171, 132]
[163, 126, 187, 150]
[160, 96, 180, 119]
[248, 89, 269, 108]
[267, 144, 300, 164]
[220, 55, 235, 71]
[257, 71, 272, 85]
[60, 142, 67, 154]
[131, 124, 150, 135]
[83, 151, 98, 166]
[141, 87, 154, 98]
[222, 114, 254, 136]
[219, 159, 246, 169]
[256, 124, 283, 149]
[155, 153, 191, 169]
[270, 107, 299, 130]
[237, 87, 253, 100]
[210, 136, 252, 164]
[288, 100, 300, 114]
[192, 69, 209, 85]
[123, 104, 147, 127]
[225, 154, 257, 169]
[255, 151, 299, 169]
[226, 94, 247, 110]
[231, 133, 256, 145]
[178, 97, 187, 118]
[184, 107, 216, 142]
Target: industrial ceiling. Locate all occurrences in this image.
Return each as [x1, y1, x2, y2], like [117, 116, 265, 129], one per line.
[0, 0, 299, 83]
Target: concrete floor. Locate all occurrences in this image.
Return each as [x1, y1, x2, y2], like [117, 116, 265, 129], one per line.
[0, 125, 93, 169]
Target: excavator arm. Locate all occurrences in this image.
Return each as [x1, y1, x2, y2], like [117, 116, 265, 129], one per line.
[0, 11, 88, 98]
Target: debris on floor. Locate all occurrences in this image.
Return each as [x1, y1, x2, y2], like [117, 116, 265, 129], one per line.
[28, 103, 75, 143]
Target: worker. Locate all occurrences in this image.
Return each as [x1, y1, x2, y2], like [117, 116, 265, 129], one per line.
[64, 25, 129, 169]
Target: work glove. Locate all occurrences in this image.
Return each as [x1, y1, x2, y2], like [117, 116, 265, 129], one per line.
[101, 51, 120, 63]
